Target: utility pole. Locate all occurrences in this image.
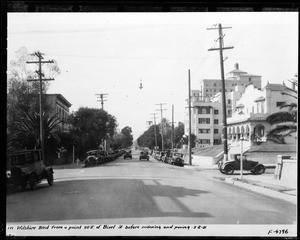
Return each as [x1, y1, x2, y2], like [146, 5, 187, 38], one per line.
[155, 103, 167, 151]
[171, 105, 175, 152]
[188, 70, 192, 165]
[207, 23, 234, 163]
[95, 93, 108, 110]
[150, 113, 158, 150]
[27, 52, 54, 165]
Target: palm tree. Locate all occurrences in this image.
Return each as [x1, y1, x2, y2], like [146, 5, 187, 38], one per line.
[7, 110, 62, 151]
[266, 78, 297, 144]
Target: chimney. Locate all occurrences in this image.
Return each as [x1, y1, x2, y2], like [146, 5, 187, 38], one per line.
[235, 63, 239, 70]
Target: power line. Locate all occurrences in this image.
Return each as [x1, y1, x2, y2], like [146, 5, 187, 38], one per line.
[207, 23, 234, 162]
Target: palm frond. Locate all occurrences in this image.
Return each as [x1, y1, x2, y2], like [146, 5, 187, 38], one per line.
[266, 111, 296, 125]
[280, 102, 297, 110]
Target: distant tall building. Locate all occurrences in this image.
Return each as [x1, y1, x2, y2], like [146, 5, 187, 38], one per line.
[185, 63, 296, 150]
[185, 63, 262, 148]
[200, 63, 262, 98]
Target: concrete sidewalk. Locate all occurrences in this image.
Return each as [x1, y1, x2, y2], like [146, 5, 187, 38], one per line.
[184, 164, 297, 205]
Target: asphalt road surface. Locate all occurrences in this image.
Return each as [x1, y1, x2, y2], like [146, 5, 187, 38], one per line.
[7, 150, 296, 225]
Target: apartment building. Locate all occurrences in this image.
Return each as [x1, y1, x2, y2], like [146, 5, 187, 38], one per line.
[200, 63, 262, 98]
[185, 63, 262, 147]
[45, 94, 72, 132]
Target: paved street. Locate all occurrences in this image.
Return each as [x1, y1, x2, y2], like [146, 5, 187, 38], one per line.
[7, 150, 296, 225]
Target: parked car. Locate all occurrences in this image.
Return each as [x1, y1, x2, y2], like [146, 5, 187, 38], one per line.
[157, 151, 166, 161]
[8, 149, 54, 190]
[84, 150, 100, 167]
[139, 151, 149, 161]
[124, 151, 132, 159]
[218, 153, 265, 175]
[168, 152, 185, 167]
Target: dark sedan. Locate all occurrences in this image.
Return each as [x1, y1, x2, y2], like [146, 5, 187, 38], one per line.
[218, 154, 265, 175]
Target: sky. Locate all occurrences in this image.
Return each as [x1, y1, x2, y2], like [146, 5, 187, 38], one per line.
[7, 12, 298, 140]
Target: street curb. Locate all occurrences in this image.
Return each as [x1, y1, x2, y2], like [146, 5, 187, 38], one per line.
[223, 177, 297, 205]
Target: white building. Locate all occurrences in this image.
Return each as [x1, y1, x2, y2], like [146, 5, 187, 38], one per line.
[227, 82, 297, 149]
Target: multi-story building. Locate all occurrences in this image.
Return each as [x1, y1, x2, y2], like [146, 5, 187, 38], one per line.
[200, 63, 262, 98]
[185, 63, 261, 148]
[227, 82, 297, 148]
[45, 94, 72, 132]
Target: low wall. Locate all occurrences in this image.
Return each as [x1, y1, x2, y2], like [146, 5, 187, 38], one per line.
[274, 155, 297, 188]
[184, 155, 214, 165]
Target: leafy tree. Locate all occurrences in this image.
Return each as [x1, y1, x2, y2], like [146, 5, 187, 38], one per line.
[110, 133, 126, 150]
[121, 126, 133, 148]
[68, 107, 118, 158]
[174, 121, 185, 148]
[266, 79, 297, 144]
[137, 124, 161, 149]
[137, 120, 185, 150]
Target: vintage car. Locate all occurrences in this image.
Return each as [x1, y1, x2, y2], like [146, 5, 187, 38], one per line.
[123, 150, 132, 159]
[139, 151, 149, 161]
[156, 151, 166, 162]
[218, 153, 265, 175]
[8, 149, 54, 190]
[84, 150, 100, 167]
[168, 152, 185, 167]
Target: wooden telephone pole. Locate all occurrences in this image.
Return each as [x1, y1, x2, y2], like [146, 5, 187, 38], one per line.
[155, 103, 167, 151]
[27, 52, 55, 164]
[150, 113, 158, 150]
[95, 93, 108, 110]
[207, 23, 234, 162]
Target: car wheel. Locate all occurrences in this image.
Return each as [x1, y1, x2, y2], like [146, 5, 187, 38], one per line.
[47, 174, 54, 186]
[224, 165, 234, 175]
[254, 165, 265, 175]
[29, 174, 37, 190]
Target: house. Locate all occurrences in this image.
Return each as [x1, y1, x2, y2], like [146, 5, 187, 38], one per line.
[45, 94, 72, 132]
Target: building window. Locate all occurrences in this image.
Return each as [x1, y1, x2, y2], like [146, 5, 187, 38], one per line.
[231, 89, 233, 92]
[213, 139, 219, 144]
[198, 129, 210, 134]
[214, 129, 218, 134]
[249, 77, 251, 81]
[276, 102, 285, 107]
[214, 83, 216, 86]
[199, 139, 210, 144]
[206, 89, 208, 92]
[228, 99, 231, 104]
[214, 109, 218, 115]
[214, 89, 216, 92]
[228, 109, 232, 116]
[214, 119, 218, 124]
[206, 108, 210, 114]
[198, 118, 210, 124]
[219, 89, 222, 92]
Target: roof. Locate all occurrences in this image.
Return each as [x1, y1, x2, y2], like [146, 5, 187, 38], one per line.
[240, 73, 261, 77]
[263, 84, 289, 91]
[227, 69, 248, 74]
[254, 96, 265, 102]
[236, 103, 244, 108]
[46, 94, 72, 107]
